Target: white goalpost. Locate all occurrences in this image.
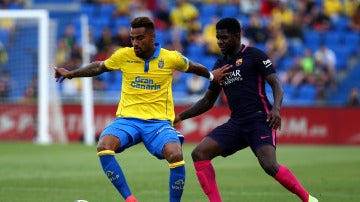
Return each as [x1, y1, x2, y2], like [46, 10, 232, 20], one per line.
[0, 10, 95, 145]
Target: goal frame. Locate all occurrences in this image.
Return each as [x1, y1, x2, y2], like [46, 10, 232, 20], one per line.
[0, 10, 95, 145]
[0, 10, 50, 144]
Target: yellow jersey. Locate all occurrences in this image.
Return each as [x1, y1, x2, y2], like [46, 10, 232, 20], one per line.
[104, 44, 189, 123]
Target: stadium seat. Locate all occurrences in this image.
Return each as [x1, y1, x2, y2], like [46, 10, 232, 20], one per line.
[332, 16, 349, 32]
[278, 56, 294, 71]
[304, 30, 322, 47]
[0, 29, 10, 44]
[199, 4, 219, 18]
[80, 3, 95, 17]
[282, 84, 296, 102]
[220, 4, 239, 18]
[200, 55, 218, 70]
[334, 48, 351, 70]
[343, 32, 360, 55]
[254, 43, 266, 52]
[297, 84, 317, 101]
[324, 31, 342, 46]
[96, 4, 116, 18]
[186, 44, 206, 57]
[113, 17, 131, 32]
[155, 30, 169, 45]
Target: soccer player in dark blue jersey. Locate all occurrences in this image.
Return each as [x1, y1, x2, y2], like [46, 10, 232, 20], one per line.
[175, 18, 318, 202]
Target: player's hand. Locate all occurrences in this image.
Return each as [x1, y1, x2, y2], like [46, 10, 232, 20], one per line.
[266, 108, 281, 131]
[212, 64, 232, 83]
[53, 67, 71, 82]
[173, 115, 182, 126]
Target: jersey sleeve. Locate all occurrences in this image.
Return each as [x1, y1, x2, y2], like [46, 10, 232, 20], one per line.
[103, 48, 128, 71]
[254, 49, 276, 77]
[171, 51, 189, 72]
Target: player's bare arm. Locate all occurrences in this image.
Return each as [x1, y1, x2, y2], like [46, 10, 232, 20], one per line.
[187, 61, 231, 83]
[174, 88, 221, 126]
[265, 73, 284, 130]
[54, 61, 109, 83]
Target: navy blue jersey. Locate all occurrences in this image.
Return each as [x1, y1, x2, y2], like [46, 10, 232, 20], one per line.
[209, 45, 275, 120]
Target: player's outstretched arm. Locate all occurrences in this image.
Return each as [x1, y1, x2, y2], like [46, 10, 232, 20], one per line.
[174, 88, 221, 126]
[53, 61, 109, 83]
[187, 61, 231, 83]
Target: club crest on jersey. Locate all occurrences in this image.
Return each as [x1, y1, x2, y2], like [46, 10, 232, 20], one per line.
[158, 58, 164, 68]
[236, 58, 243, 66]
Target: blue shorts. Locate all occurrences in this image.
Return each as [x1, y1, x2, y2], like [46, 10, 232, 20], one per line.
[100, 117, 184, 159]
[207, 112, 276, 157]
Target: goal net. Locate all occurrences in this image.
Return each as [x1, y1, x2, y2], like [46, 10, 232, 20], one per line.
[0, 10, 95, 144]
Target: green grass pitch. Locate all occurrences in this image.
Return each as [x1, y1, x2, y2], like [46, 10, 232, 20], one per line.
[0, 142, 359, 202]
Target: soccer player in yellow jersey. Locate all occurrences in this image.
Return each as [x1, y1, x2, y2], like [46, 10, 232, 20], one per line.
[54, 17, 230, 202]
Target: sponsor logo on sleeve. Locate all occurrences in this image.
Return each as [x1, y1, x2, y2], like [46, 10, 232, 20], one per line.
[262, 59, 272, 68]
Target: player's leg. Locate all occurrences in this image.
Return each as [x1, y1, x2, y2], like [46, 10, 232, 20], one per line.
[142, 120, 186, 202]
[97, 118, 140, 202]
[255, 144, 317, 202]
[192, 137, 223, 202]
[162, 142, 186, 202]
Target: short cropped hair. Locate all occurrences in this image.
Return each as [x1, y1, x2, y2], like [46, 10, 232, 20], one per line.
[130, 17, 155, 32]
[216, 18, 241, 34]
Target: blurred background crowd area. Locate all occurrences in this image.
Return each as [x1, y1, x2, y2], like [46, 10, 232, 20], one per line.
[0, 0, 359, 106]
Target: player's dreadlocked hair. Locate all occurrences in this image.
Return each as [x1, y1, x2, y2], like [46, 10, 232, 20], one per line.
[216, 18, 241, 34]
[131, 17, 155, 33]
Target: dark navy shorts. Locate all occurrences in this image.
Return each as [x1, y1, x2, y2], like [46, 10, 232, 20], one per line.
[207, 112, 276, 157]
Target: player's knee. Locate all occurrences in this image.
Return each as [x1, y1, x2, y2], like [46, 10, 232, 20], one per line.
[96, 135, 120, 152]
[191, 148, 204, 161]
[96, 142, 110, 152]
[163, 143, 183, 163]
[166, 150, 183, 163]
[261, 162, 279, 176]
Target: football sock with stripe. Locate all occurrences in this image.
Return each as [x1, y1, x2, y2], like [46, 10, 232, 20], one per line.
[169, 160, 186, 202]
[274, 164, 309, 202]
[98, 150, 134, 200]
[194, 160, 222, 202]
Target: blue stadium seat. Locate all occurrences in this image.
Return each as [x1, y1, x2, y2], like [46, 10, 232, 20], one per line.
[155, 30, 169, 45]
[172, 73, 189, 94]
[104, 71, 122, 91]
[343, 32, 360, 55]
[198, 4, 219, 26]
[97, 4, 116, 18]
[297, 84, 317, 101]
[220, 4, 239, 18]
[7, 3, 23, 9]
[332, 16, 349, 32]
[113, 17, 131, 32]
[186, 44, 206, 57]
[324, 31, 342, 46]
[80, 3, 95, 17]
[200, 55, 218, 70]
[238, 15, 250, 28]
[0, 29, 10, 44]
[282, 84, 296, 102]
[90, 16, 111, 29]
[33, 0, 76, 2]
[334, 48, 351, 70]
[254, 43, 266, 52]
[304, 30, 322, 47]
[199, 4, 219, 18]
[288, 43, 305, 56]
[278, 56, 294, 71]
